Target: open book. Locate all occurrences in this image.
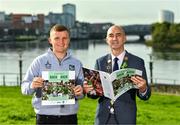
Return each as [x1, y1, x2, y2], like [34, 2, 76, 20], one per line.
[83, 67, 142, 101]
[41, 71, 75, 105]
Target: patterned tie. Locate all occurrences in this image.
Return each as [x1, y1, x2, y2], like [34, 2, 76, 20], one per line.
[113, 57, 119, 71]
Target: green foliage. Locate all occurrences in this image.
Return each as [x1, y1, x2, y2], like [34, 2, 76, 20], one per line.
[151, 22, 180, 49]
[0, 86, 180, 125]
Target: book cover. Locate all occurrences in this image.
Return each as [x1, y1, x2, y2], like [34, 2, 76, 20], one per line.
[41, 71, 75, 105]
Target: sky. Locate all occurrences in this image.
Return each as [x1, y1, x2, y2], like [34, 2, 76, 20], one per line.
[0, 0, 179, 25]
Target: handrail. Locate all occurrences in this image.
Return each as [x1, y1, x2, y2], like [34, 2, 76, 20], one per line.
[149, 77, 179, 85]
[0, 73, 25, 86]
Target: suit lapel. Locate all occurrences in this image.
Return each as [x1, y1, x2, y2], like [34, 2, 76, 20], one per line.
[105, 54, 112, 73]
[120, 51, 129, 69]
[105, 51, 130, 73]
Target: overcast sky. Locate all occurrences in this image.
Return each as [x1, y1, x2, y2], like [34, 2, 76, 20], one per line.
[0, 0, 179, 25]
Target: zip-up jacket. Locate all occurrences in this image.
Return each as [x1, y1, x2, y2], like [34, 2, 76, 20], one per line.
[21, 48, 84, 115]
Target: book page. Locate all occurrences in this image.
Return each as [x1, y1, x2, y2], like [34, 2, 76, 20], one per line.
[83, 68, 103, 96]
[99, 71, 114, 100]
[110, 68, 142, 101]
[41, 71, 75, 105]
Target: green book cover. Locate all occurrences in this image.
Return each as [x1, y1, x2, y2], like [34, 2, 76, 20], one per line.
[41, 71, 75, 105]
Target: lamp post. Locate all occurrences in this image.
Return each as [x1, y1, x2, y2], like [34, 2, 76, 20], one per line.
[149, 54, 153, 84]
[18, 50, 23, 86]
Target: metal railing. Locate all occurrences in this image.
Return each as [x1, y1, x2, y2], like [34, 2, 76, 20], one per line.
[152, 77, 178, 85]
[0, 72, 179, 86]
[0, 73, 25, 86]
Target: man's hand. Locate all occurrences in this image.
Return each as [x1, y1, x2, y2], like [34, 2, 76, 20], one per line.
[31, 77, 44, 89]
[131, 76, 147, 93]
[83, 81, 94, 94]
[73, 85, 83, 96]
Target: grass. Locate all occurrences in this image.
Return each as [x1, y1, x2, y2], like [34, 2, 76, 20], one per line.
[0, 86, 180, 125]
[136, 93, 180, 125]
[0, 86, 35, 125]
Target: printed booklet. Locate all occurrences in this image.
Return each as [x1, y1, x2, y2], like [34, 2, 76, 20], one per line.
[41, 71, 75, 105]
[83, 67, 142, 101]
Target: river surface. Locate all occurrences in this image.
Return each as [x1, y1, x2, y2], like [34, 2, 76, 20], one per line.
[0, 39, 180, 85]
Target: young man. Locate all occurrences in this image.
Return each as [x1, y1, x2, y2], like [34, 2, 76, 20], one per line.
[84, 25, 151, 125]
[21, 24, 83, 125]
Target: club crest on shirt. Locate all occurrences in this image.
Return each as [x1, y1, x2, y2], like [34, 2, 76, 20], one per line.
[69, 65, 75, 71]
[45, 61, 51, 69]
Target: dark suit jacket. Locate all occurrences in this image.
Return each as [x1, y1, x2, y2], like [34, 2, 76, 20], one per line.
[93, 51, 151, 125]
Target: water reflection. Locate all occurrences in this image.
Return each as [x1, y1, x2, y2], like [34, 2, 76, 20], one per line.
[153, 51, 180, 60]
[0, 40, 180, 85]
[0, 40, 49, 52]
[0, 39, 90, 52]
[70, 40, 88, 50]
[1, 40, 180, 61]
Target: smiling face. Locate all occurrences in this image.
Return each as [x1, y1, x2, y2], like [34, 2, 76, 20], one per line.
[48, 25, 70, 55]
[106, 25, 126, 53]
[49, 30, 70, 54]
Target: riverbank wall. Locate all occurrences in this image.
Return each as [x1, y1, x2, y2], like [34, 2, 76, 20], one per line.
[150, 84, 180, 95]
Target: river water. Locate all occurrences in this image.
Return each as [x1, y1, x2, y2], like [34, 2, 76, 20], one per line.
[0, 39, 180, 85]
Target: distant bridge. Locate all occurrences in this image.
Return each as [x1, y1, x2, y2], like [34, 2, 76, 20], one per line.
[89, 24, 151, 41]
[123, 24, 151, 41]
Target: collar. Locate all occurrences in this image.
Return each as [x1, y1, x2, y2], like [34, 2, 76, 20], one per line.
[111, 50, 126, 61]
[47, 48, 71, 61]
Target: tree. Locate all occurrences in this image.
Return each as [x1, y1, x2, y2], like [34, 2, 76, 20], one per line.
[151, 22, 180, 49]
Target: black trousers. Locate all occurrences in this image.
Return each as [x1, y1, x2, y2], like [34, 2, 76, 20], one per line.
[36, 114, 77, 125]
[106, 114, 118, 125]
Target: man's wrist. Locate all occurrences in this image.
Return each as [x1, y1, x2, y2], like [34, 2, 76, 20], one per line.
[139, 88, 147, 96]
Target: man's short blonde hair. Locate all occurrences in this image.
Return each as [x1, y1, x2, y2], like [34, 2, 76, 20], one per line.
[50, 24, 70, 37]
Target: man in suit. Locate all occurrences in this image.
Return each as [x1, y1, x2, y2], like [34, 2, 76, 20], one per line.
[84, 25, 151, 125]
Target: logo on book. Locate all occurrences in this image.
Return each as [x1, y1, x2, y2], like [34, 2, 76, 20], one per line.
[45, 61, 51, 69]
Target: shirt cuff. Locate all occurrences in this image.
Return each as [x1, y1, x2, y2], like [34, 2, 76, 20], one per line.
[139, 88, 147, 96]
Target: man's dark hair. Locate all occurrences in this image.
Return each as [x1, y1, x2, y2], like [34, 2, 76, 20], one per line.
[50, 24, 70, 36]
